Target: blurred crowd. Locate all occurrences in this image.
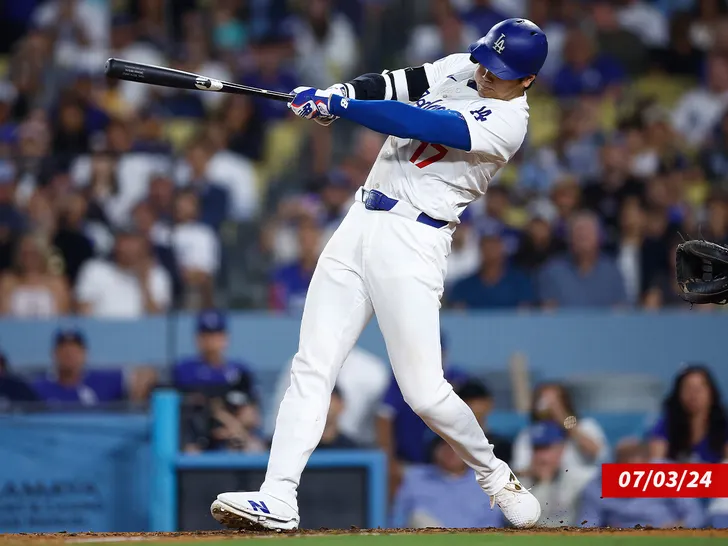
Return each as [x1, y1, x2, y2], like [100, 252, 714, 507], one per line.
[1, 310, 727, 528]
[1, 0, 728, 530]
[2, 0, 728, 315]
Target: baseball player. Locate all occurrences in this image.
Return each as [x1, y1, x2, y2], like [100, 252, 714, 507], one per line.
[211, 18, 548, 530]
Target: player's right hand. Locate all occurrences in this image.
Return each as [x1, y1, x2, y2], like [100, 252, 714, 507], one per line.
[288, 86, 331, 122]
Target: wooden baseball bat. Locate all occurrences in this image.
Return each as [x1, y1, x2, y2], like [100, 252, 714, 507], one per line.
[104, 58, 294, 102]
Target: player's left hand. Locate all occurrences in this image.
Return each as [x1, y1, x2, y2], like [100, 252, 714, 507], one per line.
[288, 86, 335, 123]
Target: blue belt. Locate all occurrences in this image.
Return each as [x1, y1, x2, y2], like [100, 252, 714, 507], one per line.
[361, 189, 448, 229]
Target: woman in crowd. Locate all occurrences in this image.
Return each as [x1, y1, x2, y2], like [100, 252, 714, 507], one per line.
[511, 382, 609, 475]
[0, 233, 70, 317]
[649, 365, 728, 463]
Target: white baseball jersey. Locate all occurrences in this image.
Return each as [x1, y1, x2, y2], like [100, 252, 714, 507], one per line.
[363, 53, 530, 223]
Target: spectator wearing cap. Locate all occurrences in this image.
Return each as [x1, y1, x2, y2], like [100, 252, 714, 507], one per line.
[512, 382, 608, 478]
[376, 333, 470, 496]
[0, 233, 70, 317]
[447, 226, 535, 310]
[32, 328, 158, 406]
[170, 189, 220, 310]
[520, 421, 598, 527]
[0, 351, 39, 407]
[537, 211, 627, 309]
[75, 229, 172, 317]
[270, 215, 322, 312]
[391, 433, 504, 529]
[580, 438, 704, 529]
[317, 386, 359, 450]
[173, 310, 256, 395]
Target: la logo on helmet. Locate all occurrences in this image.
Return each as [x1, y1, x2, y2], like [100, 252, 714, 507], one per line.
[493, 33, 506, 54]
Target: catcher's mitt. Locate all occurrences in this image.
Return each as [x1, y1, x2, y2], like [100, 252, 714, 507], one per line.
[676, 239, 728, 304]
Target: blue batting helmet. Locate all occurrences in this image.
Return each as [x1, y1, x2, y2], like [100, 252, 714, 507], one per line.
[469, 18, 548, 80]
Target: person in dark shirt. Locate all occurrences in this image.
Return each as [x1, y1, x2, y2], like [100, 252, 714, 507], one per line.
[513, 215, 563, 273]
[317, 386, 358, 450]
[173, 309, 256, 394]
[582, 138, 645, 252]
[33, 328, 157, 406]
[448, 227, 535, 310]
[0, 351, 38, 407]
[53, 191, 95, 287]
[648, 364, 728, 464]
[457, 379, 512, 465]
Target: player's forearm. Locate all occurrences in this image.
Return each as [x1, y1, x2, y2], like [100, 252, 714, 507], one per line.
[344, 66, 429, 102]
[329, 95, 471, 151]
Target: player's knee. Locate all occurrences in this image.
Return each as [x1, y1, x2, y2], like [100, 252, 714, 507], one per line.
[402, 383, 449, 417]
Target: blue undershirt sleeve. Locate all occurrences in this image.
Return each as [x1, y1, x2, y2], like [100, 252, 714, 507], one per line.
[329, 95, 472, 151]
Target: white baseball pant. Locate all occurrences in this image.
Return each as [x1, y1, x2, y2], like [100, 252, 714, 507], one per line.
[260, 198, 510, 509]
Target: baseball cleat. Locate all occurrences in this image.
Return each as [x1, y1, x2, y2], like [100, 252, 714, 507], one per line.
[211, 492, 300, 531]
[490, 472, 541, 528]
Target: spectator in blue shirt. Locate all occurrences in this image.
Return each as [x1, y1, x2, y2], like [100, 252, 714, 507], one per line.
[448, 226, 536, 310]
[648, 364, 728, 464]
[33, 328, 157, 406]
[551, 27, 625, 98]
[391, 433, 504, 529]
[270, 216, 321, 312]
[580, 438, 705, 528]
[184, 141, 230, 231]
[537, 211, 627, 308]
[173, 310, 256, 395]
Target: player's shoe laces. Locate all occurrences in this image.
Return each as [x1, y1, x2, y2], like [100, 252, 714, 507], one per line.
[211, 492, 300, 531]
[490, 472, 541, 528]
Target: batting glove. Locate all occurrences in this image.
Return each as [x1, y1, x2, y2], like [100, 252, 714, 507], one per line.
[313, 84, 349, 126]
[288, 86, 340, 124]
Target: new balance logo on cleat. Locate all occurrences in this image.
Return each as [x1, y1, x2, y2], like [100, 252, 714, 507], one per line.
[510, 473, 522, 490]
[248, 500, 270, 514]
